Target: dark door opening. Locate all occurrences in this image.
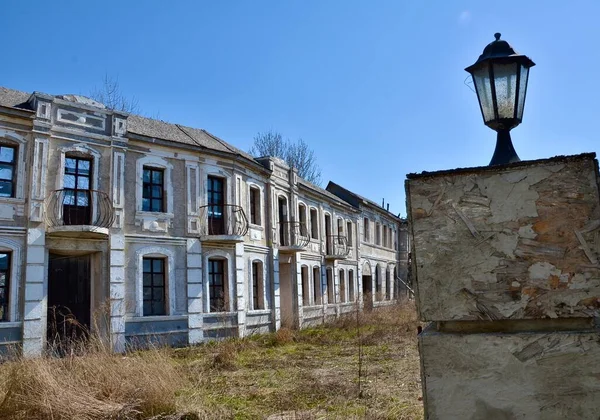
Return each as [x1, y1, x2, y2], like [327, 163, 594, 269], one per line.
[278, 197, 288, 245]
[207, 176, 225, 235]
[325, 214, 332, 254]
[63, 157, 92, 225]
[47, 254, 91, 348]
[362, 275, 373, 311]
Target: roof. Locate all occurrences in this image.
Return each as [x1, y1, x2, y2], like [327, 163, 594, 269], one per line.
[326, 181, 402, 220]
[127, 115, 255, 161]
[0, 87, 32, 110]
[0, 86, 257, 163]
[298, 179, 358, 212]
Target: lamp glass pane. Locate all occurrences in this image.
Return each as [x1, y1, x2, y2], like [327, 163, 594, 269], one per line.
[492, 62, 518, 119]
[472, 63, 495, 123]
[516, 65, 529, 121]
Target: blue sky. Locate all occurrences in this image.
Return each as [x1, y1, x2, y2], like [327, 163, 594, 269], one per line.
[1, 1, 598, 216]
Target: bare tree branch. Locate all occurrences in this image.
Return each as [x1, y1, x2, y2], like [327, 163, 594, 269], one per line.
[90, 74, 139, 114]
[249, 130, 322, 185]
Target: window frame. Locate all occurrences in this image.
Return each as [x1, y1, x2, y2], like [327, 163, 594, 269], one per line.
[208, 258, 227, 312]
[251, 260, 265, 310]
[135, 155, 174, 216]
[0, 251, 12, 322]
[312, 266, 321, 305]
[135, 247, 175, 317]
[0, 145, 17, 199]
[0, 130, 27, 201]
[248, 185, 262, 226]
[142, 166, 165, 213]
[142, 256, 166, 316]
[363, 218, 370, 243]
[310, 208, 319, 240]
[346, 221, 353, 248]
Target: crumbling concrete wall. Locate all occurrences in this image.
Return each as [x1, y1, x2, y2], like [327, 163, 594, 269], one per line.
[407, 154, 600, 321]
[406, 153, 600, 419]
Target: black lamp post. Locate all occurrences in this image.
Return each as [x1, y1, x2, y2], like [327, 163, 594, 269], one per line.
[465, 33, 535, 166]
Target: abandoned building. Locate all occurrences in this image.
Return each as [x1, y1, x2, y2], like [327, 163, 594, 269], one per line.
[0, 86, 409, 356]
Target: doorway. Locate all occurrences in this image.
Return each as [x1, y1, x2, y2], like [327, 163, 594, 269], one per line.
[278, 196, 288, 246]
[207, 176, 225, 235]
[63, 157, 92, 225]
[47, 253, 92, 347]
[325, 214, 332, 254]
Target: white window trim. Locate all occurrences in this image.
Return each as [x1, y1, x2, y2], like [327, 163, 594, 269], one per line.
[249, 257, 268, 311]
[136, 155, 174, 216]
[202, 166, 233, 206]
[135, 247, 175, 317]
[0, 239, 22, 322]
[56, 143, 100, 191]
[247, 181, 264, 227]
[204, 249, 235, 313]
[0, 130, 27, 200]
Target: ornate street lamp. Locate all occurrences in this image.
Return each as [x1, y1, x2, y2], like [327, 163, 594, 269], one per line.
[465, 33, 535, 165]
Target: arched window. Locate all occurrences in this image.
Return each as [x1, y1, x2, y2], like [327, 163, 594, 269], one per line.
[251, 260, 265, 310]
[326, 268, 334, 304]
[249, 185, 261, 225]
[348, 270, 355, 302]
[0, 130, 27, 199]
[301, 265, 310, 306]
[0, 239, 21, 322]
[385, 268, 391, 300]
[136, 247, 175, 317]
[339, 269, 346, 303]
[375, 264, 381, 301]
[298, 203, 308, 236]
[312, 266, 321, 305]
[310, 208, 319, 239]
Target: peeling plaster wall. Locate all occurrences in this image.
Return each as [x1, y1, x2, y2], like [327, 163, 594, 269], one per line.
[420, 328, 600, 420]
[407, 154, 600, 321]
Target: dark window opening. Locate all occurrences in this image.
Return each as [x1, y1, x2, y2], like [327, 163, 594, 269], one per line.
[249, 187, 261, 225]
[0, 146, 16, 198]
[142, 167, 164, 212]
[209, 259, 226, 312]
[0, 252, 10, 321]
[63, 156, 92, 225]
[252, 261, 264, 310]
[310, 208, 319, 239]
[207, 176, 225, 234]
[143, 257, 166, 316]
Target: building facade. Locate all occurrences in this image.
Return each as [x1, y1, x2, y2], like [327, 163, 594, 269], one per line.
[0, 87, 408, 357]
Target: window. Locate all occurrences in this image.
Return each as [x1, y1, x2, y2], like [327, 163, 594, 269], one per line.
[375, 265, 381, 301]
[251, 261, 264, 310]
[209, 259, 226, 312]
[347, 221, 353, 247]
[339, 270, 346, 303]
[301, 265, 310, 306]
[208, 176, 226, 235]
[310, 208, 319, 239]
[326, 268, 334, 304]
[63, 156, 92, 225]
[249, 186, 261, 225]
[383, 226, 387, 248]
[337, 218, 344, 238]
[363, 218, 370, 242]
[348, 270, 355, 302]
[375, 223, 381, 245]
[386, 269, 391, 300]
[313, 266, 321, 305]
[299, 204, 308, 236]
[143, 257, 166, 316]
[0, 146, 16, 198]
[0, 252, 10, 321]
[142, 167, 164, 212]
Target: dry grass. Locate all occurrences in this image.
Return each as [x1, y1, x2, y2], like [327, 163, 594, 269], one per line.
[0, 301, 423, 419]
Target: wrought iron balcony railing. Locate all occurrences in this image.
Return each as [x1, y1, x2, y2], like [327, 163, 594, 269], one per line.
[45, 189, 115, 228]
[325, 235, 350, 259]
[279, 221, 310, 250]
[199, 204, 249, 237]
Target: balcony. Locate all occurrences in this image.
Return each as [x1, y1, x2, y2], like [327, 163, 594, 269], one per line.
[278, 221, 310, 253]
[45, 189, 115, 238]
[325, 235, 350, 260]
[199, 204, 248, 243]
